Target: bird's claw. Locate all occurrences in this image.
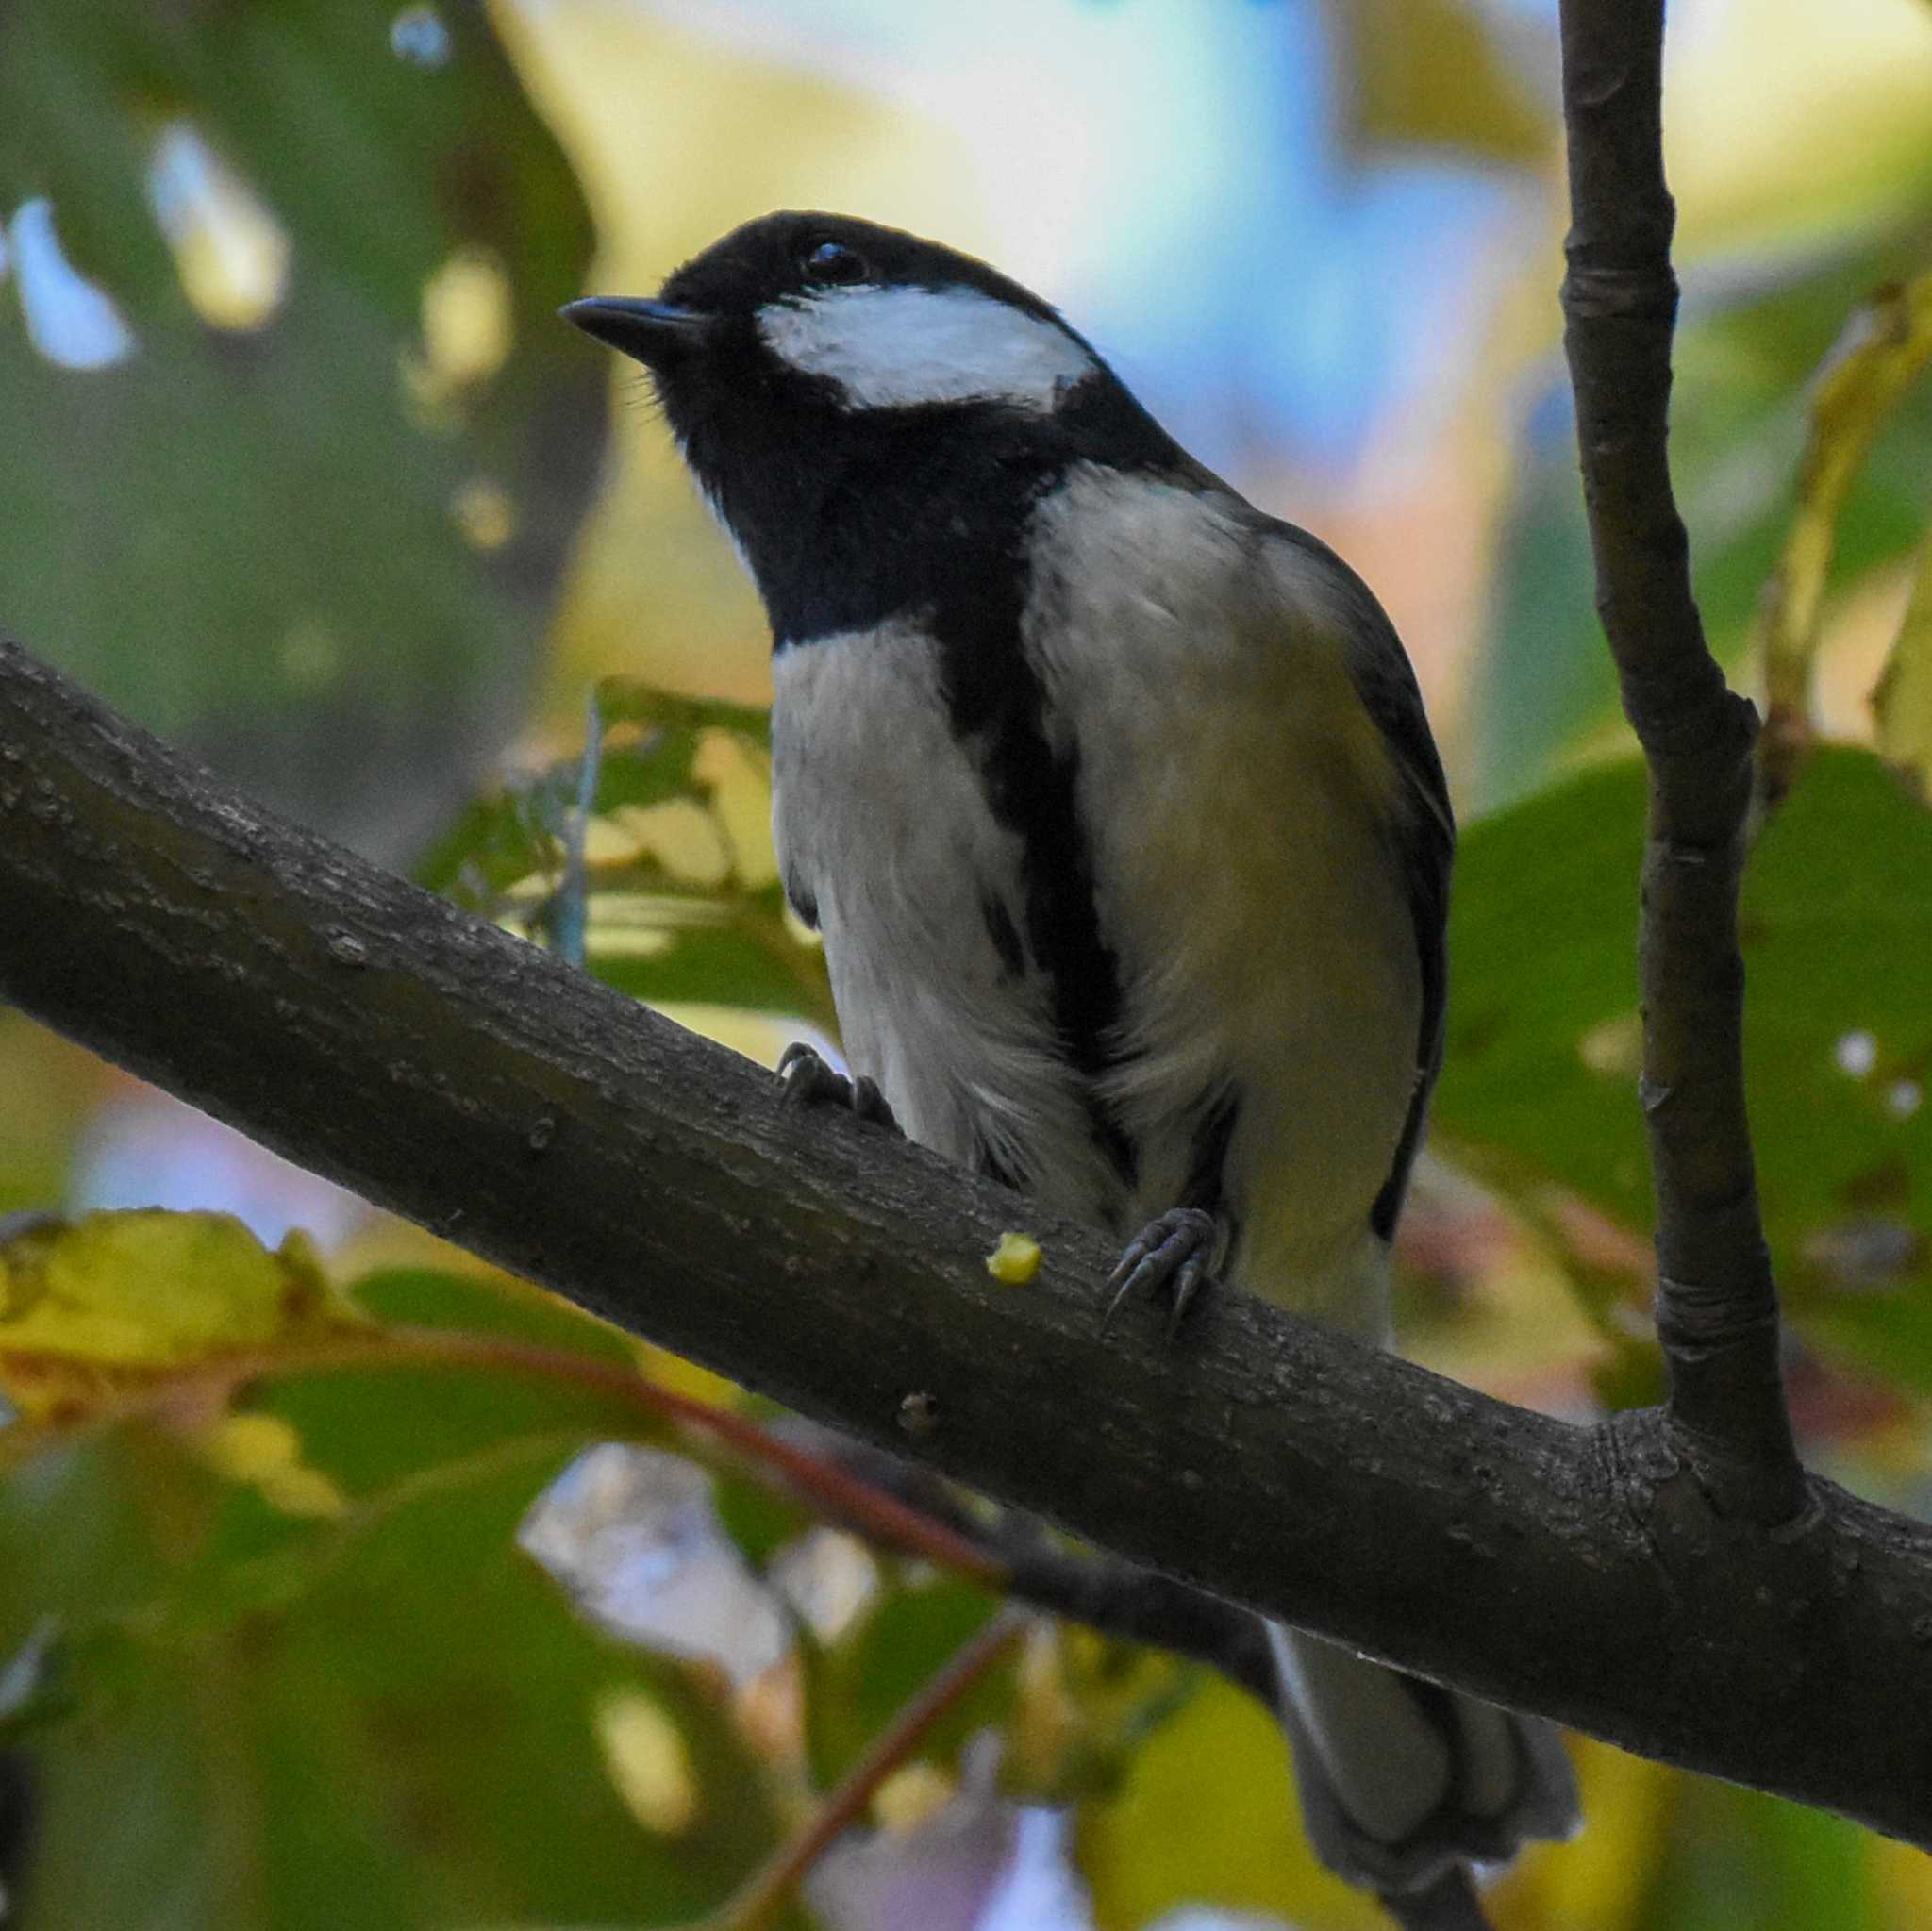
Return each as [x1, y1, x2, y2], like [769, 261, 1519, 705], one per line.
[777, 1042, 901, 1134]
[1104, 1207, 1220, 1333]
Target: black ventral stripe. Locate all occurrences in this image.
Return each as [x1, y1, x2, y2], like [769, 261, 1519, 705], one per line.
[933, 558, 1136, 1190]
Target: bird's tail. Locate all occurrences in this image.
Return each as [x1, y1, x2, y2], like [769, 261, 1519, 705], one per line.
[1267, 1621, 1579, 1896]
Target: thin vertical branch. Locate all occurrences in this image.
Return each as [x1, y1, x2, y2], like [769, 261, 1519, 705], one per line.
[1556, 0, 1804, 1522]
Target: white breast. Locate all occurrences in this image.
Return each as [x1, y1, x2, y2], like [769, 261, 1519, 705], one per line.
[771, 622, 1124, 1221]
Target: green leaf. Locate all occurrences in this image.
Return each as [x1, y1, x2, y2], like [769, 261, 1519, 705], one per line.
[0, 1429, 782, 1930]
[349, 1265, 640, 1370]
[803, 1579, 1009, 1789]
[593, 679, 776, 746]
[1632, 1778, 1883, 1931]
[0, 2, 603, 848]
[1004, 1627, 1191, 1809]
[1437, 746, 1932, 1385]
[260, 1267, 669, 1504]
[710, 1470, 817, 1573]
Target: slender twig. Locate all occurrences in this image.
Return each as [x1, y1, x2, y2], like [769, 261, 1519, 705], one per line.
[5, 1323, 1291, 1704]
[547, 683, 603, 968]
[702, 1606, 1027, 1931]
[1556, 0, 1805, 1523]
[0, 1328, 1002, 1585]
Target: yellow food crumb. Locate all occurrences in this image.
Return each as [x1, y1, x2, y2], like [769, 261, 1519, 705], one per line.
[985, 1232, 1042, 1286]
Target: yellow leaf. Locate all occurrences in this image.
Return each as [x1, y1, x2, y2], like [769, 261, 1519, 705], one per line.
[1488, 1737, 1672, 1930]
[1756, 275, 1932, 792]
[633, 1340, 744, 1410]
[985, 1233, 1042, 1287]
[0, 1209, 362, 1422]
[1873, 529, 1932, 803]
[1074, 1673, 1383, 1931]
[1872, 1829, 1932, 1928]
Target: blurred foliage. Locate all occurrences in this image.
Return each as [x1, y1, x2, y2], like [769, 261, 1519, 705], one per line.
[0, 1216, 794, 1931]
[1874, 528, 1932, 797]
[1474, 222, 1932, 808]
[1334, 0, 1550, 165]
[0, 1, 604, 854]
[0, 1214, 1147, 1931]
[1756, 272, 1932, 794]
[1436, 749, 1932, 1398]
[1075, 1673, 1383, 1931]
[803, 1583, 1011, 1790]
[0, 1209, 359, 1422]
[5, 2, 1932, 1930]
[423, 675, 835, 1030]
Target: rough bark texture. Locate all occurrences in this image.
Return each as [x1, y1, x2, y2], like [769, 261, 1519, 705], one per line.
[2, 633, 1930, 1847]
[1558, 0, 1804, 1524]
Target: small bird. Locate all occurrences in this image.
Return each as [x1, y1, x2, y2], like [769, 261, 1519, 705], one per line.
[566, 212, 1577, 1902]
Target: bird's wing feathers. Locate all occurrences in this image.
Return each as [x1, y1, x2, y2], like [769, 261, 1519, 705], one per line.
[1252, 514, 1455, 1237]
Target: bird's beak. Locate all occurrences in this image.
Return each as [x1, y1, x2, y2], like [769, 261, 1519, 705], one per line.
[561, 296, 716, 367]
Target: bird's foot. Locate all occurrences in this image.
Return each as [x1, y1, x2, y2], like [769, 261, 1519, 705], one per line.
[777, 1042, 901, 1134]
[1105, 1207, 1220, 1332]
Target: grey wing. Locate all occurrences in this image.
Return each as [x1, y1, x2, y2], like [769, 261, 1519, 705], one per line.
[1260, 515, 1455, 1239]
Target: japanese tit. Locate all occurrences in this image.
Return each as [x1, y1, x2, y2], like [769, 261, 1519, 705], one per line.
[566, 212, 1577, 1898]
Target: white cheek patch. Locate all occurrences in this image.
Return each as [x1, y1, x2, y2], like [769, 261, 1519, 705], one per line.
[757, 283, 1096, 412]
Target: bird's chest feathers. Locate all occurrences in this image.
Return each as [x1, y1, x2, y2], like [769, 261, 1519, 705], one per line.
[772, 623, 1021, 960]
[771, 624, 1087, 1190]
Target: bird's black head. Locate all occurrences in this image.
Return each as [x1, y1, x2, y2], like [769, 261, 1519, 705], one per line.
[563, 211, 1185, 642]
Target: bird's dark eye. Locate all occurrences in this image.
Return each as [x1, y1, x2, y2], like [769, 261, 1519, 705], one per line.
[802, 239, 870, 286]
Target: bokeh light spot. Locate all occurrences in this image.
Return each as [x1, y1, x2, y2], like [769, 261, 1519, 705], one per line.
[390, 5, 452, 70]
[451, 475, 517, 550]
[147, 122, 291, 332]
[8, 199, 135, 370]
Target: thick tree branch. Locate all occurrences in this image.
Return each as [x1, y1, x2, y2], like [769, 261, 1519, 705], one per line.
[2, 635, 1930, 1844]
[1557, 0, 1804, 1523]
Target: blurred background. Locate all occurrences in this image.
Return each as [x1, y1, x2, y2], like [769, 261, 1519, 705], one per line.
[3, 1, 1932, 1927]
